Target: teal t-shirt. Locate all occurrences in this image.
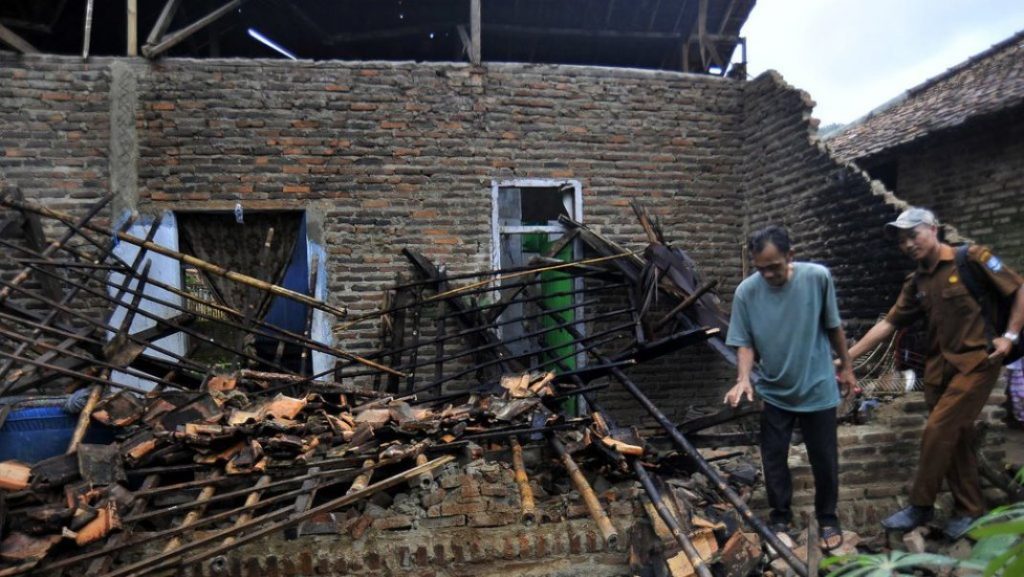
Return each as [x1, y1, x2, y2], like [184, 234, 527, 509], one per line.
[725, 262, 842, 412]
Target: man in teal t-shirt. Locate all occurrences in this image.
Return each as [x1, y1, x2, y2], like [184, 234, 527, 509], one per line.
[724, 225, 856, 551]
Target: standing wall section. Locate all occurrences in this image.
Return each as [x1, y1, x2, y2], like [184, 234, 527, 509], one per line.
[739, 71, 913, 330]
[0, 53, 746, 421]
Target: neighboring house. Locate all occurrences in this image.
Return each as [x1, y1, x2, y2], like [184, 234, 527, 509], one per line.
[828, 30, 1024, 270]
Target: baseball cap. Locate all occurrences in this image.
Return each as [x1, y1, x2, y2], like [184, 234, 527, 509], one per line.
[885, 208, 937, 237]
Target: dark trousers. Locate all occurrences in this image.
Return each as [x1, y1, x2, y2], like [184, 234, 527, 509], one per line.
[761, 403, 839, 528]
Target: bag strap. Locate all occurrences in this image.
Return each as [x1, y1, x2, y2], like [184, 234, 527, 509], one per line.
[954, 244, 997, 339]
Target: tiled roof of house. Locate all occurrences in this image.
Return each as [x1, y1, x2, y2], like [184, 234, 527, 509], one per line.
[828, 30, 1024, 162]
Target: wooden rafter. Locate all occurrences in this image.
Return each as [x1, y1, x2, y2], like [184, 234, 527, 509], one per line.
[143, 0, 243, 59]
[648, 0, 664, 31]
[0, 21, 38, 53]
[146, 0, 181, 47]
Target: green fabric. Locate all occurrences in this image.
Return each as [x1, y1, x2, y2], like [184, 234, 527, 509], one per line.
[726, 262, 842, 412]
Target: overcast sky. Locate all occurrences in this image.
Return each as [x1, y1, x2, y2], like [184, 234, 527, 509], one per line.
[735, 0, 1024, 127]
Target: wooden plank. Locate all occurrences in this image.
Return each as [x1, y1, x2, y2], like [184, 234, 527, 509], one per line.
[143, 0, 243, 59]
[470, 0, 481, 65]
[0, 22, 38, 54]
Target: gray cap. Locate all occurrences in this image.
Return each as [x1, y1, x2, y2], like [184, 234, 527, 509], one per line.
[885, 207, 937, 236]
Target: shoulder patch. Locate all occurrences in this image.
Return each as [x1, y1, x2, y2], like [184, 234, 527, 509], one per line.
[986, 255, 1003, 272]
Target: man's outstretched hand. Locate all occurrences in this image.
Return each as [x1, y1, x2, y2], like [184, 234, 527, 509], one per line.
[724, 378, 755, 408]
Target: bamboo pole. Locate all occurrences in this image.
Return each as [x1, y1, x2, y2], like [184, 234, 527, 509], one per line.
[162, 472, 223, 553]
[633, 459, 713, 577]
[66, 385, 102, 454]
[510, 437, 536, 525]
[100, 455, 455, 577]
[0, 197, 347, 318]
[550, 436, 618, 547]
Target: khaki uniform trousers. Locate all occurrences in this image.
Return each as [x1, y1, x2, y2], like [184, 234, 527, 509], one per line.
[909, 359, 1002, 517]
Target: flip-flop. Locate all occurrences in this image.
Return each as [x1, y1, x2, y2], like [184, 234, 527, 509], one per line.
[820, 525, 843, 552]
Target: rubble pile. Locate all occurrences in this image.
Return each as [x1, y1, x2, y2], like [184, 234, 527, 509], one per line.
[0, 191, 811, 576]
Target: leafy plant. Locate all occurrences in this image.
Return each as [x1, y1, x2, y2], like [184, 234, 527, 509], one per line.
[820, 551, 981, 577]
[968, 501, 1024, 577]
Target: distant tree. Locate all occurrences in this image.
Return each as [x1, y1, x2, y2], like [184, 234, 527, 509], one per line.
[818, 123, 845, 138]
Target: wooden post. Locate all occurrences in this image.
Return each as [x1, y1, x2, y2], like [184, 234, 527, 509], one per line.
[470, 0, 481, 65]
[127, 0, 138, 55]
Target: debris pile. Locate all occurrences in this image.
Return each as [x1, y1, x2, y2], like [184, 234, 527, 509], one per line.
[0, 191, 812, 576]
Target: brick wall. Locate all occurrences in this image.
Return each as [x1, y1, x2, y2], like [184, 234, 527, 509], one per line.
[739, 71, 915, 332]
[0, 53, 745, 420]
[863, 104, 1024, 273]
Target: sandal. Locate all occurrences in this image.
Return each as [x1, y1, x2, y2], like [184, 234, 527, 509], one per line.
[820, 525, 844, 552]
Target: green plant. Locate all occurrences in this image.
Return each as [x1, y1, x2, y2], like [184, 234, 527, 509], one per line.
[967, 500, 1024, 577]
[821, 551, 981, 577]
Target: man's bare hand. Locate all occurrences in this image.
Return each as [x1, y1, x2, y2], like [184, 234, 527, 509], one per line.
[724, 379, 754, 408]
[837, 367, 857, 398]
[989, 337, 1013, 362]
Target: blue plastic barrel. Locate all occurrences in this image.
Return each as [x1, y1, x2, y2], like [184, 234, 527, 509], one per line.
[0, 406, 111, 463]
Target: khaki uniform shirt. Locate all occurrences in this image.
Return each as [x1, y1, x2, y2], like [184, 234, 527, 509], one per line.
[885, 244, 1022, 386]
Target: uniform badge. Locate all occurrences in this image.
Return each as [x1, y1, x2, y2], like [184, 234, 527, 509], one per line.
[986, 256, 1003, 272]
[949, 275, 958, 284]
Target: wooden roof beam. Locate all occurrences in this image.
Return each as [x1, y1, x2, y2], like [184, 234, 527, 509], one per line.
[143, 0, 244, 59]
[146, 0, 181, 47]
[0, 21, 38, 53]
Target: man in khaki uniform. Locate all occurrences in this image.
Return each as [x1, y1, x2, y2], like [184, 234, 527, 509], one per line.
[849, 208, 1024, 539]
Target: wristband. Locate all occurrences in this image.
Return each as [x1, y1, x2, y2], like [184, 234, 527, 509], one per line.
[1004, 331, 1020, 345]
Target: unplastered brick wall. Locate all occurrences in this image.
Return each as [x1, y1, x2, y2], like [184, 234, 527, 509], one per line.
[766, 393, 1008, 535]
[739, 71, 915, 332]
[870, 104, 1024, 272]
[0, 52, 745, 421]
[0, 56, 116, 325]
